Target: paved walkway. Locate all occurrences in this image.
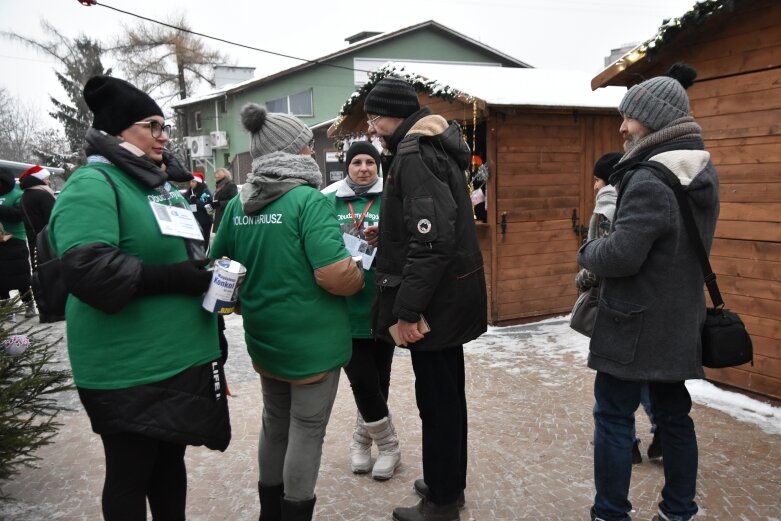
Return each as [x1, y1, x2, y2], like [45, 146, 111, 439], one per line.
[1, 316, 779, 520]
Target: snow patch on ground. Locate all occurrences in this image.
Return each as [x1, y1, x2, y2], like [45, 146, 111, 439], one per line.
[466, 317, 781, 435]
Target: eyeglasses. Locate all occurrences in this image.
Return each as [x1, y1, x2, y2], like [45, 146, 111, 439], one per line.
[134, 120, 172, 139]
[367, 115, 382, 128]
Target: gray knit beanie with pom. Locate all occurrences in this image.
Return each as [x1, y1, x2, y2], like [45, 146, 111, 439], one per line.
[618, 63, 698, 131]
[241, 103, 313, 157]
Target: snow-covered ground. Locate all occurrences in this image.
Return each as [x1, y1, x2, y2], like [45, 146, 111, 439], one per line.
[10, 310, 780, 436]
[465, 316, 781, 436]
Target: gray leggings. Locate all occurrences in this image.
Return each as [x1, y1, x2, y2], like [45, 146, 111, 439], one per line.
[258, 370, 340, 501]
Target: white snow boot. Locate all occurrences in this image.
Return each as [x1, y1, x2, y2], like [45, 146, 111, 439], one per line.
[364, 415, 401, 480]
[350, 412, 372, 474]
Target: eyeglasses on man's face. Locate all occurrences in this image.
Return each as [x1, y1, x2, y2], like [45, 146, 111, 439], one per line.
[134, 120, 172, 139]
[367, 114, 382, 127]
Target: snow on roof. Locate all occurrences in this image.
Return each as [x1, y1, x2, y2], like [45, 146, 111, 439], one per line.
[366, 62, 626, 109]
[171, 74, 260, 108]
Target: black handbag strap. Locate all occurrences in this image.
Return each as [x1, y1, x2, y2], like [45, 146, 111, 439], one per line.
[637, 160, 723, 308]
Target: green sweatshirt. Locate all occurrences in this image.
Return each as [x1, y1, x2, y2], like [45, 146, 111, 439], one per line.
[211, 185, 352, 380]
[49, 162, 219, 389]
[0, 185, 25, 237]
[325, 189, 380, 338]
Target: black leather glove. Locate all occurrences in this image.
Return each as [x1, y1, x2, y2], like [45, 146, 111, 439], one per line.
[137, 259, 212, 297]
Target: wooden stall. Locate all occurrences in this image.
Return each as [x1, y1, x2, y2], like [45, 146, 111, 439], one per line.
[592, 0, 781, 399]
[329, 64, 624, 325]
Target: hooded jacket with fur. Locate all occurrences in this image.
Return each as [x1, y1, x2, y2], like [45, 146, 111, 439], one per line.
[374, 108, 487, 350]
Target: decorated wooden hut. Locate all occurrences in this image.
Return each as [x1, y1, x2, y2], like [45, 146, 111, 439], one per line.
[328, 63, 625, 325]
[591, 0, 781, 400]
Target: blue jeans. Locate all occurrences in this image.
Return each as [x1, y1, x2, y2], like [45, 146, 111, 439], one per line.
[592, 372, 698, 521]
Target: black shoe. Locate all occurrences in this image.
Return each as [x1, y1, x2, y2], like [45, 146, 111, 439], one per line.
[631, 440, 642, 464]
[648, 431, 663, 461]
[413, 479, 465, 510]
[392, 498, 459, 521]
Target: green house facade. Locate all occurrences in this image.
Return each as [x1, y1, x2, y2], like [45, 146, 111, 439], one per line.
[171, 20, 530, 185]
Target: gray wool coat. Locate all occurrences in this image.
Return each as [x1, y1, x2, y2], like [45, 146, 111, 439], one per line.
[577, 149, 720, 382]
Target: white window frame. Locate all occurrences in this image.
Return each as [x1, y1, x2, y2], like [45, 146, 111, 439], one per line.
[265, 89, 313, 117]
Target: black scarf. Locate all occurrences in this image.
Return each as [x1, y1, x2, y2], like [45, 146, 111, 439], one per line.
[84, 128, 206, 260]
[84, 128, 193, 188]
[385, 107, 432, 154]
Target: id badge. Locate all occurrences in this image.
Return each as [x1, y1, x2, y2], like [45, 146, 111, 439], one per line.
[150, 201, 204, 240]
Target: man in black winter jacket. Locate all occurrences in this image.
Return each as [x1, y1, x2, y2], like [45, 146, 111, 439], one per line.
[365, 77, 487, 521]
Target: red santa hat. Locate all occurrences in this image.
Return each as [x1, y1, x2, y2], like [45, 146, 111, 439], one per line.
[19, 165, 51, 181]
[192, 172, 205, 183]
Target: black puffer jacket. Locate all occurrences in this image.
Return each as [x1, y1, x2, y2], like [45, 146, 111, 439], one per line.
[374, 109, 487, 350]
[212, 177, 238, 232]
[20, 175, 56, 250]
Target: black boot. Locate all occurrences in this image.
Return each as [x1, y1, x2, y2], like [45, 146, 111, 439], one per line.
[413, 479, 465, 509]
[280, 495, 316, 521]
[647, 431, 663, 461]
[258, 483, 284, 521]
[392, 498, 459, 521]
[631, 440, 642, 464]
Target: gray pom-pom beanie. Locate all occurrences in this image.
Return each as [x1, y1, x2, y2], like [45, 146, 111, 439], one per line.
[241, 103, 313, 157]
[618, 64, 697, 131]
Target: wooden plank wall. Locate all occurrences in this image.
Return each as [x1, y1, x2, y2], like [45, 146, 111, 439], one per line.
[492, 110, 622, 322]
[683, 4, 781, 399]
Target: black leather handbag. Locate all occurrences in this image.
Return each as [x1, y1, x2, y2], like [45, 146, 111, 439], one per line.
[642, 161, 753, 369]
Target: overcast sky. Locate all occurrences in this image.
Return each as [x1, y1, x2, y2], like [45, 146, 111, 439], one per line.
[1, 0, 698, 125]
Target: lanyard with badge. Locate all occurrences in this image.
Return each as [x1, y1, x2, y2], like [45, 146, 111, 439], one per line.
[343, 197, 377, 270]
[149, 183, 207, 259]
[347, 198, 375, 237]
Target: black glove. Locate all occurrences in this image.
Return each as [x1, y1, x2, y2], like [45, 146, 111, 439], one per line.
[137, 259, 213, 297]
[575, 268, 599, 291]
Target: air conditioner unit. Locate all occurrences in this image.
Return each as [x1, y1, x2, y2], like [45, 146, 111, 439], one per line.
[188, 136, 212, 158]
[210, 131, 229, 149]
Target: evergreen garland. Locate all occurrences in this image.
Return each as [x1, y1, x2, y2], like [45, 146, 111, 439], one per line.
[640, 0, 734, 59]
[337, 63, 464, 117]
[0, 298, 72, 500]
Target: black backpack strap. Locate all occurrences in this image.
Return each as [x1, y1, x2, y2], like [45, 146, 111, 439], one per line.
[638, 160, 723, 308]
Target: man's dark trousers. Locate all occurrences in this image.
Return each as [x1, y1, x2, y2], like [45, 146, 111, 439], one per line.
[410, 346, 467, 506]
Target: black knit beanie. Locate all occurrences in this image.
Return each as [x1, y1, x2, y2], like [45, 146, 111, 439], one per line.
[593, 152, 623, 184]
[344, 141, 381, 173]
[363, 78, 420, 118]
[84, 75, 164, 136]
